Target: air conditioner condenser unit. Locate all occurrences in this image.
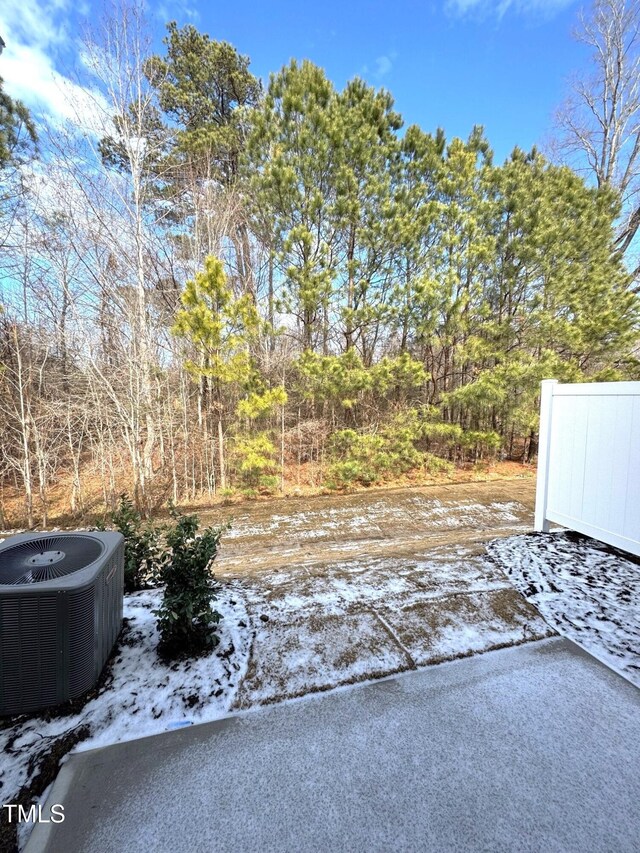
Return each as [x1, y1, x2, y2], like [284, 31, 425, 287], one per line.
[0, 531, 124, 716]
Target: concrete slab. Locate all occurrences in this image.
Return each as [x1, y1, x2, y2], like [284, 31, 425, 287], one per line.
[26, 638, 640, 853]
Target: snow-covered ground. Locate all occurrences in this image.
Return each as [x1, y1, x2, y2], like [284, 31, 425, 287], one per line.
[0, 582, 252, 824]
[1, 540, 550, 826]
[232, 542, 552, 707]
[223, 498, 527, 541]
[486, 531, 640, 687]
[1, 482, 546, 847]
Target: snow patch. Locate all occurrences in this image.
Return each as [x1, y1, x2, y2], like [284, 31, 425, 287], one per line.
[487, 532, 640, 687]
[0, 582, 251, 821]
[223, 499, 525, 541]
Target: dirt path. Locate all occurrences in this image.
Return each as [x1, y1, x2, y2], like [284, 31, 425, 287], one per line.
[210, 480, 554, 706]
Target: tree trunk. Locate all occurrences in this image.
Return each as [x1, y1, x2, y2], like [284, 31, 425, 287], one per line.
[345, 224, 356, 351]
[13, 325, 34, 528]
[217, 416, 226, 491]
[268, 251, 276, 353]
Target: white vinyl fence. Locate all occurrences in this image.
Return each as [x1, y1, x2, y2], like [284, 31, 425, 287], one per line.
[534, 379, 640, 557]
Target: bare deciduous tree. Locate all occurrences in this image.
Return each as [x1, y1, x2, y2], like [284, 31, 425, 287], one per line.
[554, 0, 640, 279]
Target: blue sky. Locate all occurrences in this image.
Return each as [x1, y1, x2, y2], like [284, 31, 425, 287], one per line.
[0, 0, 588, 163]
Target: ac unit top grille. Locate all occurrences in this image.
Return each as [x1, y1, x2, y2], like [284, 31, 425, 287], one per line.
[0, 535, 104, 585]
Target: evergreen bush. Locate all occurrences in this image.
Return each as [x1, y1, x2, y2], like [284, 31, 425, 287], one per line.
[103, 494, 164, 592]
[326, 421, 423, 489]
[154, 510, 225, 659]
[233, 433, 280, 492]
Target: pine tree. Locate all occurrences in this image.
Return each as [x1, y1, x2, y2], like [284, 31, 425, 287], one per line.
[331, 78, 402, 361]
[145, 22, 262, 185]
[172, 256, 262, 489]
[245, 60, 338, 351]
[0, 76, 37, 170]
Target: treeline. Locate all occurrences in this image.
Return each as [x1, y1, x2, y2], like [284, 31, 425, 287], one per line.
[0, 7, 638, 526]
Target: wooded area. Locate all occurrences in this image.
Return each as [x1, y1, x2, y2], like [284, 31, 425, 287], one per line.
[0, 1, 639, 526]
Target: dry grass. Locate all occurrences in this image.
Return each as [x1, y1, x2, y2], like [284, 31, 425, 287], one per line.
[0, 459, 535, 531]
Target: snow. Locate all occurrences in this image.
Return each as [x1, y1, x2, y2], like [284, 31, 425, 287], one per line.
[232, 542, 553, 707]
[0, 582, 252, 819]
[236, 610, 413, 706]
[486, 531, 640, 687]
[1, 487, 550, 839]
[223, 499, 526, 541]
[239, 549, 518, 618]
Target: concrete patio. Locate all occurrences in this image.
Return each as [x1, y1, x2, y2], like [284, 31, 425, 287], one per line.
[26, 638, 640, 853]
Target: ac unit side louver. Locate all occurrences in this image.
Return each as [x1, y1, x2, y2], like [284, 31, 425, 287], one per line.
[0, 531, 124, 716]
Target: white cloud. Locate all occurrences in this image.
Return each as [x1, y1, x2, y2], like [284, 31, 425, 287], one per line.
[0, 0, 72, 52]
[445, 0, 576, 19]
[375, 55, 393, 77]
[0, 0, 110, 136]
[1, 40, 110, 135]
[154, 0, 200, 24]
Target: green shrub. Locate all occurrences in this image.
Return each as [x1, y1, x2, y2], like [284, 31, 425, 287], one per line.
[326, 459, 376, 490]
[154, 510, 225, 660]
[323, 408, 503, 489]
[421, 418, 501, 461]
[326, 432, 381, 489]
[233, 433, 280, 492]
[459, 429, 502, 458]
[325, 413, 426, 490]
[219, 487, 235, 505]
[104, 494, 164, 592]
[257, 474, 279, 492]
[421, 421, 464, 446]
[423, 454, 455, 475]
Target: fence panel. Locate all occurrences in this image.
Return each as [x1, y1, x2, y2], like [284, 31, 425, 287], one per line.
[534, 379, 640, 557]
